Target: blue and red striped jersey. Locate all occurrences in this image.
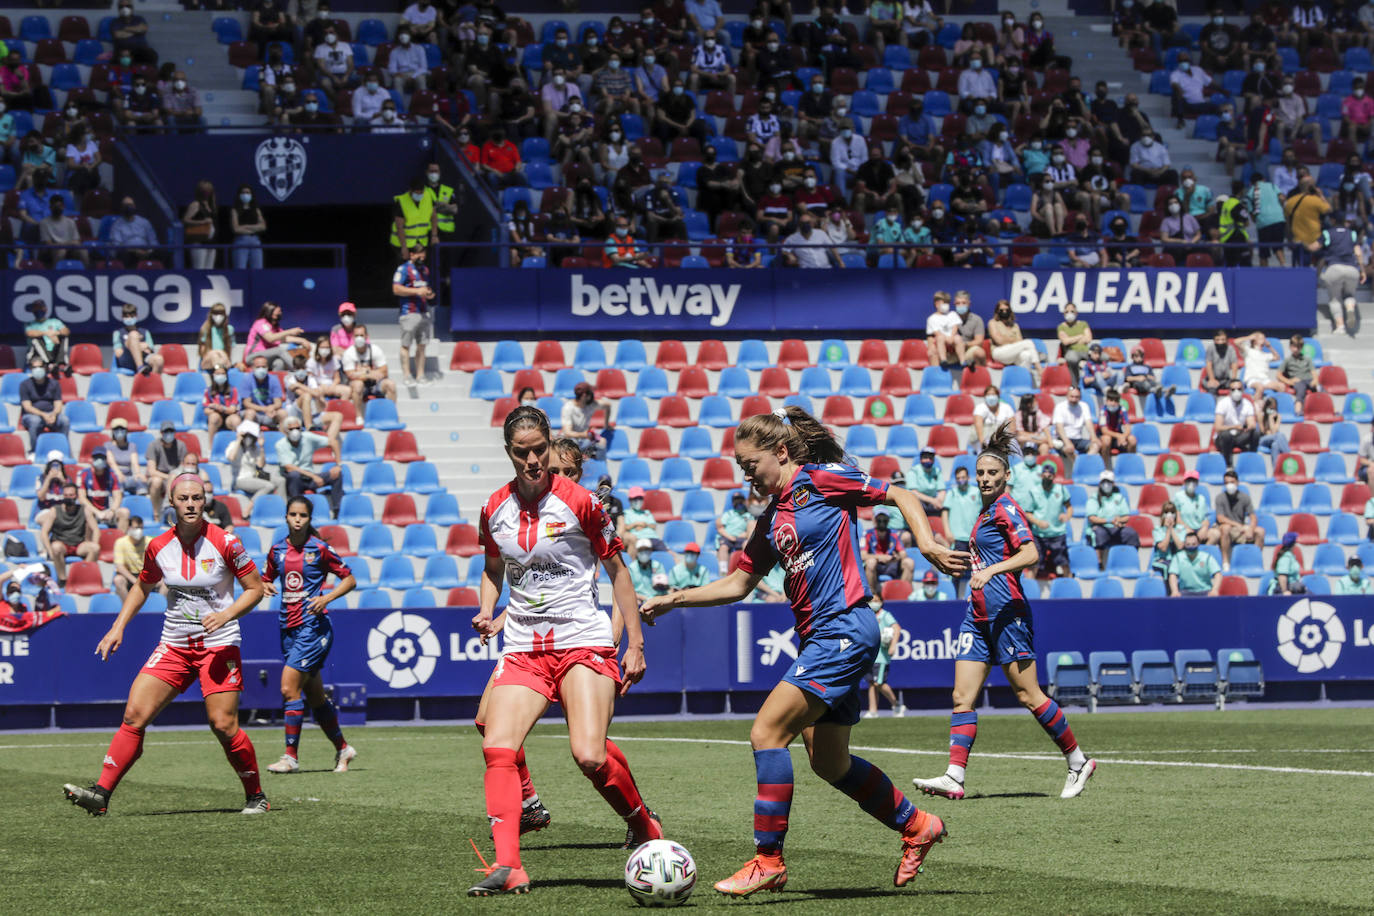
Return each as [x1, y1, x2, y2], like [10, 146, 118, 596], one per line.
[738, 463, 888, 637]
[862, 528, 906, 556]
[263, 534, 351, 628]
[79, 466, 119, 511]
[968, 493, 1034, 622]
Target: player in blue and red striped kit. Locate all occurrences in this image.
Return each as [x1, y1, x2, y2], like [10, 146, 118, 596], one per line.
[912, 421, 1098, 801]
[261, 496, 359, 775]
[642, 407, 969, 896]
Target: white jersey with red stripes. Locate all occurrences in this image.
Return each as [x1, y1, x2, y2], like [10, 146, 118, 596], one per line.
[479, 473, 623, 654]
[138, 521, 258, 649]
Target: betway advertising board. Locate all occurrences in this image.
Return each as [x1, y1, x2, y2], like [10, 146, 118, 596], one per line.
[451, 267, 1316, 334]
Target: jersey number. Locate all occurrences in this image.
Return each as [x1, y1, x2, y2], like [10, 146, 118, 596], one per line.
[957, 632, 975, 656]
[145, 644, 167, 669]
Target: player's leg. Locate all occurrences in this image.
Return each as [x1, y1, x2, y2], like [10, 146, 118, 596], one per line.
[913, 647, 991, 798]
[204, 686, 267, 811]
[476, 665, 546, 826]
[473, 675, 550, 895]
[67, 671, 179, 813]
[267, 660, 307, 773]
[560, 661, 660, 844]
[301, 670, 355, 771]
[805, 721, 946, 888]
[1002, 656, 1095, 797]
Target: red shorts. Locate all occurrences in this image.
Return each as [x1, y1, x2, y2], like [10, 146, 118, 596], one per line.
[141, 642, 244, 696]
[491, 646, 621, 703]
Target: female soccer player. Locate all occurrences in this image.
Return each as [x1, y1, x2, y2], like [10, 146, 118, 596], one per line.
[911, 420, 1097, 802]
[62, 474, 269, 816]
[641, 406, 967, 897]
[262, 496, 358, 775]
[469, 406, 661, 897]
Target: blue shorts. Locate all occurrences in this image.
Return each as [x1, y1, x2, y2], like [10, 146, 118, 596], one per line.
[955, 610, 1035, 667]
[781, 605, 881, 726]
[281, 616, 334, 674]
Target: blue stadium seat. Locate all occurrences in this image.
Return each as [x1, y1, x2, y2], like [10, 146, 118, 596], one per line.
[1174, 649, 1219, 703]
[919, 366, 955, 396]
[1068, 545, 1100, 579]
[662, 519, 695, 553]
[1233, 451, 1268, 485]
[999, 365, 1034, 398]
[1091, 577, 1125, 599]
[925, 183, 953, 209]
[922, 90, 951, 117]
[147, 400, 184, 433]
[616, 458, 654, 491]
[883, 425, 919, 457]
[1302, 574, 1331, 594]
[1132, 649, 1176, 702]
[1174, 338, 1207, 369]
[1070, 453, 1104, 485]
[611, 339, 647, 371]
[249, 493, 287, 528]
[1217, 648, 1264, 699]
[699, 396, 735, 428]
[49, 63, 82, 92]
[351, 589, 390, 609]
[1089, 650, 1134, 702]
[1226, 543, 1264, 577]
[550, 368, 585, 401]
[658, 457, 696, 491]
[1312, 542, 1347, 576]
[1297, 483, 1334, 516]
[684, 210, 711, 241]
[65, 400, 99, 433]
[619, 111, 646, 140]
[172, 372, 207, 404]
[1047, 650, 1091, 704]
[678, 426, 716, 459]
[1048, 577, 1082, 599]
[359, 462, 398, 495]
[1134, 423, 1163, 455]
[357, 523, 395, 559]
[783, 394, 813, 414]
[735, 338, 771, 370]
[212, 16, 243, 43]
[422, 492, 461, 527]
[1258, 483, 1294, 516]
[636, 367, 671, 399]
[1329, 422, 1362, 454]
[716, 366, 752, 399]
[402, 461, 442, 495]
[338, 493, 375, 527]
[883, 45, 912, 69]
[73, 38, 103, 66]
[400, 524, 439, 558]
[378, 556, 417, 590]
[845, 426, 880, 457]
[1113, 453, 1149, 486]
[143, 592, 167, 616]
[1327, 512, 1363, 545]
[1344, 392, 1373, 423]
[680, 488, 716, 522]
[838, 365, 872, 397]
[487, 339, 525, 371]
[1182, 390, 1217, 424]
[2, 528, 37, 559]
[363, 398, 404, 431]
[1002, 183, 1032, 211]
[420, 554, 461, 589]
[1104, 545, 1142, 579]
[798, 366, 833, 398]
[616, 395, 654, 428]
[901, 393, 938, 426]
[356, 17, 388, 45]
[1133, 576, 1167, 598]
[122, 494, 153, 523]
[1194, 452, 1227, 486]
[90, 593, 122, 614]
[817, 338, 850, 369]
[864, 68, 895, 94]
[85, 372, 123, 404]
[469, 368, 506, 400]
[401, 587, 436, 607]
[342, 431, 377, 463]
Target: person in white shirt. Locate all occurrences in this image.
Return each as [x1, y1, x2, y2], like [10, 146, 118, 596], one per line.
[1051, 385, 1099, 472]
[1168, 52, 1215, 127]
[311, 26, 353, 101]
[688, 35, 735, 95]
[1212, 379, 1259, 465]
[781, 212, 843, 268]
[339, 324, 397, 413]
[829, 118, 867, 200]
[305, 337, 351, 403]
[561, 382, 613, 457]
[400, 0, 441, 44]
[925, 291, 964, 365]
[351, 76, 388, 122]
[971, 385, 1015, 449]
[370, 100, 408, 133]
[283, 352, 344, 448]
[1236, 331, 1285, 397]
[385, 27, 430, 92]
[956, 59, 997, 105]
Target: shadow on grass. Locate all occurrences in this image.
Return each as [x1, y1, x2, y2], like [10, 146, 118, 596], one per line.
[529, 841, 625, 851]
[964, 792, 1050, 800]
[526, 877, 625, 890]
[732, 888, 982, 905]
[128, 807, 243, 816]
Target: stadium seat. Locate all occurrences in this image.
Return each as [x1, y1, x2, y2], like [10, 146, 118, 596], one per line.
[676, 366, 711, 398]
[1194, 452, 1228, 486]
[358, 524, 396, 559]
[920, 366, 956, 397]
[798, 366, 833, 398]
[1133, 576, 1168, 598]
[694, 339, 729, 371]
[381, 494, 419, 527]
[1258, 483, 1294, 516]
[1286, 512, 1321, 545]
[383, 431, 422, 463]
[378, 555, 416, 589]
[1040, 364, 1072, 395]
[1229, 544, 1265, 577]
[1048, 578, 1082, 599]
[1068, 545, 1101, 579]
[616, 396, 654, 428]
[897, 339, 930, 369]
[1105, 545, 1143, 579]
[1152, 454, 1187, 485]
[1344, 392, 1373, 423]
[681, 488, 717, 523]
[658, 457, 696, 491]
[1047, 650, 1092, 704]
[65, 561, 104, 596]
[1132, 650, 1176, 702]
[822, 397, 858, 427]
[469, 369, 506, 400]
[338, 494, 374, 527]
[400, 525, 439, 558]
[445, 524, 481, 557]
[1217, 648, 1264, 700]
[1340, 482, 1372, 514]
[1327, 512, 1363, 545]
[839, 366, 872, 398]
[450, 341, 484, 371]
[363, 399, 404, 431]
[845, 426, 880, 458]
[776, 339, 811, 370]
[717, 366, 753, 400]
[1091, 578, 1125, 599]
[1312, 542, 1348, 576]
[342, 431, 378, 463]
[678, 427, 716, 460]
[636, 428, 675, 460]
[353, 589, 392, 610]
[695, 396, 732, 428]
[701, 457, 738, 490]
[85, 372, 123, 404]
[1290, 423, 1325, 454]
[642, 489, 676, 522]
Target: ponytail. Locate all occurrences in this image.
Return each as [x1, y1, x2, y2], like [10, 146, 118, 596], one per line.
[978, 419, 1020, 469]
[736, 405, 847, 466]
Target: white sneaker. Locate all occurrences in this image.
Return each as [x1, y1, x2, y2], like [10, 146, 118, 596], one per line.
[863, 710, 879, 719]
[911, 773, 966, 800]
[333, 744, 357, 773]
[266, 754, 299, 774]
[1060, 759, 1097, 799]
[894, 705, 908, 718]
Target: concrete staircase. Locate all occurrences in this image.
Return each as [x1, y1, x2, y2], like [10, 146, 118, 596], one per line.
[137, 7, 262, 126]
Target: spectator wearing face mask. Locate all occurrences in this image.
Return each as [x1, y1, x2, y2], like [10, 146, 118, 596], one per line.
[183, 180, 219, 270]
[911, 570, 950, 602]
[80, 447, 129, 531]
[668, 541, 710, 591]
[1095, 388, 1138, 469]
[1175, 168, 1215, 219]
[1213, 381, 1260, 469]
[907, 447, 947, 529]
[793, 167, 835, 218]
[1166, 531, 1221, 597]
[278, 415, 343, 519]
[111, 515, 149, 599]
[306, 336, 351, 404]
[619, 489, 660, 548]
[593, 52, 637, 119]
[284, 353, 345, 447]
[1052, 385, 1099, 475]
[862, 508, 914, 598]
[203, 366, 243, 438]
[36, 193, 83, 267]
[329, 301, 358, 352]
[1078, 342, 1118, 401]
[604, 212, 655, 267]
[464, 25, 512, 111]
[829, 117, 868, 201]
[925, 290, 964, 366]
[226, 419, 281, 507]
[1023, 461, 1071, 580]
[1236, 331, 1286, 398]
[653, 78, 709, 146]
[643, 177, 686, 243]
[160, 71, 203, 130]
[941, 465, 981, 596]
[1055, 304, 1093, 382]
[1335, 556, 1373, 594]
[241, 355, 287, 429]
[1159, 196, 1202, 265]
[312, 26, 354, 104]
[628, 538, 669, 602]
[1128, 131, 1177, 187]
[1213, 467, 1263, 567]
[852, 148, 898, 216]
[23, 302, 69, 377]
[19, 357, 68, 449]
[1122, 347, 1176, 413]
[109, 197, 158, 265]
[393, 243, 438, 384]
[341, 323, 398, 413]
[246, 300, 308, 371]
[249, 0, 294, 59]
[632, 49, 669, 108]
[111, 1, 154, 65]
[1170, 471, 1217, 550]
[104, 418, 146, 495]
[289, 90, 342, 133]
[562, 381, 613, 457]
[1029, 172, 1066, 237]
[112, 302, 164, 376]
[972, 386, 1014, 450]
[713, 491, 754, 569]
[231, 185, 267, 270]
[754, 176, 794, 243]
[552, 97, 597, 170]
[40, 482, 99, 585]
[479, 128, 526, 189]
[143, 422, 185, 517]
[1085, 470, 1139, 569]
[115, 76, 163, 132]
[782, 211, 844, 268]
[1284, 172, 1332, 267]
[540, 67, 582, 141]
[371, 100, 409, 134]
[61, 126, 102, 198]
[386, 27, 430, 93]
[1310, 208, 1364, 335]
[351, 74, 388, 123]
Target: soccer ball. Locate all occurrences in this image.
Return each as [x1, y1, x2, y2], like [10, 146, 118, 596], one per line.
[624, 839, 696, 907]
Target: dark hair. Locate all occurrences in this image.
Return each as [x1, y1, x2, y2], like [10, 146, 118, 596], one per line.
[978, 419, 1019, 469]
[285, 495, 322, 542]
[551, 437, 584, 479]
[1018, 393, 1039, 431]
[735, 406, 845, 465]
[503, 403, 551, 447]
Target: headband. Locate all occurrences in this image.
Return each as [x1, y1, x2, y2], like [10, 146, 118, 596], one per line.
[773, 407, 791, 427]
[170, 472, 205, 490]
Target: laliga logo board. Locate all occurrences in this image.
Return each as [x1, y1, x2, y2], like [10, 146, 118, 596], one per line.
[367, 611, 442, 688]
[1276, 600, 1345, 673]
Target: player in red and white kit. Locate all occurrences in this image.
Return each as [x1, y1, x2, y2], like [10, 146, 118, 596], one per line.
[62, 474, 270, 816]
[468, 407, 662, 897]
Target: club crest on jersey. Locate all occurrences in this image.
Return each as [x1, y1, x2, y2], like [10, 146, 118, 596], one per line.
[544, 520, 568, 539]
[304, 551, 317, 565]
[792, 486, 811, 508]
[200, 558, 215, 574]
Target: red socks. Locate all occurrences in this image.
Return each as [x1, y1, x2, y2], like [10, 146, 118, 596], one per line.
[478, 723, 539, 804]
[97, 723, 145, 792]
[586, 744, 653, 836]
[484, 747, 523, 868]
[222, 729, 262, 796]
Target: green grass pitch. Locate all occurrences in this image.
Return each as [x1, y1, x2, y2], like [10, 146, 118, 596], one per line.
[3, 709, 1373, 914]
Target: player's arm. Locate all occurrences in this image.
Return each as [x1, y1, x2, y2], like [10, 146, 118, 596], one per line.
[641, 566, 760, 622]
[203, 563, 266, 633]
[603, 551, 645, 695]
[309, 570, 356, 614]
[970, 539, 1038, 591]
[472, 554, 505, 637]
[97, 558, 159, 660]
[886, 485, 969, 575]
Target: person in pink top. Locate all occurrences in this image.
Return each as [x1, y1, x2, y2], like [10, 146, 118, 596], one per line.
[244, 300, 310, 370]
[1341, 77, 1374, 144]
[329, 301, 359, 351]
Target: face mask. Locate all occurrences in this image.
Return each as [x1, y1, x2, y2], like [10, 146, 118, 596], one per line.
[609, 59, 621, 69]
[1179, 62, 1191, 73]
[783, 150, 796, 161]
[366, 81, 379, 91]
[1282, 85, 1294, 95]
[32, 367, 46, 382]
[1031, 140, 1043, 150]
[123, 316, 137, 328]
[1183, 178, 1195, 189]
[399, 33, 411, 44]
[920, 459, 934, 469]
[410, 191, 424, 202]
[213, 373, 227, 385]
[971, 59, 983, 71]
[1225, 482, 1238, 494]
[615, 226, 629, 237]
[119, 56, 132, 67]
[1185, 545, 1199, 555]
[1031, 19, 1043, 27]
[799, 223, 813, 235]
[751, 19, 763, 28]
[704, 39, 715, 48]
[1344, 181, 1356, 191]
[804, 176, 818, 188]
[161, 431, 175, 443]
[240, 193, 252, 205]
[1352, 568, 1364, 581]
[122, 204, 137, 218]
[956, 304, 968, 316]
[294, 369, 308, 382]
[684, 555, 698, 568]
[936, 302, 950, 314]
[1052, 154, 1066, 164]
[1106, 402, 1120, 413]
[767, 42, 778, 51]
[172, 79, 187, 91]
[644, 16, 654, 25]
[974, 104, 987, 116]
[129, 526, 143, 541]
[1142, 136, 1155, 147]
[644, 55, 655, 65]
[612, 27, 623, 35]
[384, 110, 397, 120]
[672, 85, 684, 96]
[931, 209, 945, 220]
[113, 429, 127, 441]
[1100, 483, 1114, 495]
[1064, 312, 1077, 323]
[1066, 127, 1078, 138]
[1230, 390, 1243, 403]
[637, 551, 651, 564]
[922, 585, 938, 598]
[282, 83, 296, 93]
[1091, 156, 1103, 166]
[521, 397, 537, 406]
[253, 367, 268, 381]
[341, 314, 355, 327]
[326, 32, 338, 44]
[836, 107, 848, 117]
[476, 34, 489, 45]
[1168, 204, 1181, 214]
[569, 101, 582, 113]
[93, 457, 108, 472]
[556, 38, 567, 47]
[812, 83, 824, 93]
[305, 101, 318, 112]
[287, 429, 302, 444]
[984, 395, 1000, 408]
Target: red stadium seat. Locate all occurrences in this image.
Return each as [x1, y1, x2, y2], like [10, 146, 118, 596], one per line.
[1137, 483, 1170, 516]
[106, 401, 145, 432]
[1286, 512, 1321, 545]
[656, 395, 693, 427]
[926, 426, 963, 457]
[1125, 515, 1155, 549]
[218, 494, 248, 528]
[1290, 422, 1326, 453]
[878, 366, 913, 397]
[1340, 482, 1372, 515]
[821, 396, 857, 427]
[1167, 423, 1205, 455]
[594, 368, 629, 399]
[326, 398, 362, 431]
[157, 344, 190, 375]
[58, 15, 91, 42]
[777, 339, 811, 369]
[637, 428, 675, 459]
[1303, 391, 1337, 423]
[881, 580, 912, 601]
[758, 367, 793, 397]
[643, 489, 678, 522]
[1138, 337, 1167, 369]
[1185, 253, 1213, 268]
[489, 397, 516, 427]
[943, 394, 974, 425]
[694, 339, 729, 371]
[655, 340, 688, 370]
[446, 587, 480, 606]
[531, 340, 567, 370]
[740, 395, 771, 420]
[228, 40, 259, 67]
[1218, 575, 1249, 596]
[383, 431, 422, 462]
[676, 366, 711, 398]
[861, 395, 899, 426]
[450, 340, 484, 371]
[65, 561, 105, 596]
[175, 433, 202, 460]
[77, 432, 107, 464]
[69, 343, 104, 375]
[381, 494, 419, 526]
[720, 426, 736, 457]
[510, 368, 546, 398]
[1317, 365, 1350, 395]
[959, 365, 992, 396]
[701, 457, 738, 489]
[1274, 453, 1313, 485]
[897, 338, 929, 370]
[318, 524, 354, 556]
[0, 497, 21, 531]
[870, 455, 901, 480]
[1041, 364, 1072, 395]
[857, 339, 891, 368]
[1152, 453, 1188, 485]
[130, 372, 165, 404]
[445, 524, 482, 557]
[98, 526, 120, 563]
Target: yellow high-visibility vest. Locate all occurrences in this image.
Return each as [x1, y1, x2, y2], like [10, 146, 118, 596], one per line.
[428, 183, 456, 234]
[390, 191, 434, 248]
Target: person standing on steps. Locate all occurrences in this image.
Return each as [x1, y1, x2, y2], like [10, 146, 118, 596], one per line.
[392, 242, 439, 385]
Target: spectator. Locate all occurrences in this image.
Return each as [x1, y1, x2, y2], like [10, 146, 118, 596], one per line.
[941, 465, 980, 598]
[312, 27, 354, 103]
[1264, 532, 1303, 595]
[1014, 393, 1054, 459]
[352, 74, 389, 123]
[62, 128, 101, 198]
[105, 418, 146, 495]
[1215, 467, 1264, 566]
[1128, 131, 1177, 187]
[1055, 304, 1092, 381]
[23, 301, 69, 375]
[386, 27, 430, 92]
[907, 448, 947, 526]
[245, 300, 308, 371]
[231, 185, 268, 270]
[754, 35, 793, 91]
[202, 366, 243, 439]
[1270, 334, 1315, 413]
[1102, 215, 1142, 269]
[115, 74, 164, 132]
[284, 354, 344, 448]
[1053, 385, 1099, 474]
[1236, 331, 1284, 398]
[1284, 173, 1331, 267]
[593, 52, 637, 119]
[668, 542, 710, 590]
[306, 337, 351, 406]
[329, 301, 359, 353]
[1257, 394, 1291, 462]
[79, 447, 128, 531]
[862, 508, 914, 596]
[621, 496, 660, 554]
[1311, 208, 1362, 335]
[248, 0, 294, 59]
[1202, 329, 1238, 394]
[111, 515, 148, 599]
[957, 54, 997, 112]
[341, 323, 398, 414]
[781, 212, 843, 268]
[869, 202, 905, 262]
[971, 386, 1013, 449]
[1023, 12, 1062, 69]
[1175, 168, 1215, 220]
[392, 243, 438, 385]
[603, 212, 655, 268]
[794, 167, 836, 218]
[40, 482, 99, 586]
[19, 357, 68, 450]
[562, 382, 613, 458]
[947, 291, 984, 368]
[370, 99, 409, 134]
[1213, 380, 1259, 467]
[1336, 556, 1373, 594]
[912, 569, 950, 602]
[161, 71, 203, 130]
[884, 469, 913, 548]
[1028, 172, 1066, 237]
[182, 180, 219, 270]
[925, 290, 964, 367]
[199, 476, 234, 530]
[829, 119, 867, 201]
[241, 355, 288, 429]
[1168, 530, 1222, 596]
[144, 421, 187, 514]
[0, 48, 32, 111]
[14, 165, 54, 242]
[197, 302, 234, 370]
[1169, 53, 1216, 129]
[1175, 470, 1221, 548]
[1025, 460, 1071, 580]
[1200, 9, 1243, 72]
[1122, 346, 1176, 413]
[1066, 216, 1106, 269]
[33, 451, 67, 523]
[714, 491, 754, 568]
[1079, 342, 1118, 400]
[277, 415, 342, 518]
[1159, 198, 1202, 265]
[642, 180, 687, 243]
[1150, 500, 1188, 584]
[1086, 469, 1139, 568]
[685, 0, 726, 42]
[225, 420, 279, 507]
[483, 127, 529, 190]
[853, 147, 898, 217]
[980, 300, 1040, 384]
[112, 2, 155, 65]
[1217, 178, 1251, 266]
[689, 33, 735, 97]
[463, 25, 512, 111]
[1343, 79, 1374, 146]
[863, 602, 904, 718]
[110, 197, 158, 264]
[1095, 388, 1137, 469]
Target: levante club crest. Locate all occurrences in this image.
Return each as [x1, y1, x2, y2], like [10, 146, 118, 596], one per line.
[255, 136, 308, 202]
